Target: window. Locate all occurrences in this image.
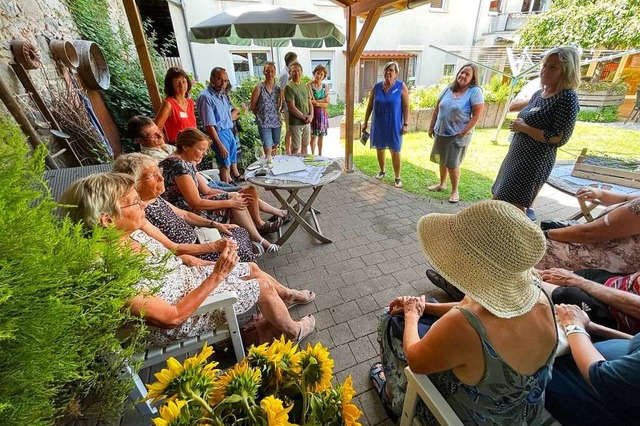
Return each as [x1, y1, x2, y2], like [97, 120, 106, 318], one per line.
[443, 64, 455, 77]
[311, 58, 333, 88]
[231, 51, 270, 85]
[430, 0, 447, 11]
[407, 56, 417, 87]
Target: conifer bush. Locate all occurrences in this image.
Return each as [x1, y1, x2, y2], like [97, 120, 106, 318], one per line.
[0, 117, 156, 424]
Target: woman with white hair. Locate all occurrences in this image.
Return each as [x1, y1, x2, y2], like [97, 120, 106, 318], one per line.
[371, 201, 558, 423]
[493, 46, 581, 211]
[113, 152, 257, 262]
[60, 173, 316, 346]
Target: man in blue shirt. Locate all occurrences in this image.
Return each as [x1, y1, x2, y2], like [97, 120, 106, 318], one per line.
[197, 67, 241, 183]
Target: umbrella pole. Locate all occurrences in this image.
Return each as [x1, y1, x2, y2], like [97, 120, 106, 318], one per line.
[270, 38, 274, 63]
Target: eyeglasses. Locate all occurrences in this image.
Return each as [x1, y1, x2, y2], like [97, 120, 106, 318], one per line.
[141, 167, 163, 181]
[121, 197, 143, 209]
[589, 183, 613, 190]
[142, 131, 163, 141]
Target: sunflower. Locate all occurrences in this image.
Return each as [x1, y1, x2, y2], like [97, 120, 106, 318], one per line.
[269, 336, 299, 384]
[260, 395, 297, 426]
[291, 342, 334, 392]
[340, 376, 362, 426]
[209, 362, 262, 406]
[145, 344, 219, 404]
[146, 357, 185, 403]
[152, 399, 187, 426]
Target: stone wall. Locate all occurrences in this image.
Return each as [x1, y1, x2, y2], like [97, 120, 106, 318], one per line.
[0, 0, 80, 95]
[0, 0, 133, 164]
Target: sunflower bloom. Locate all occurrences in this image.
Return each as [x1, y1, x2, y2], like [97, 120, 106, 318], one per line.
[210, 362, 262, 406]
[152, 399, 187, 426]
[291, 342, 334, 392]
[340, 376, 363, 426]
[146, 357, 185, 403]
[269, 336, 298, 384]
[145, 344, 219, 405]
[260, 395, 297, 426]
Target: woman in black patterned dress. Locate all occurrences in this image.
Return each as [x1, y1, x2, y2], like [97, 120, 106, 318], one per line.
[492, 46, 581, 211]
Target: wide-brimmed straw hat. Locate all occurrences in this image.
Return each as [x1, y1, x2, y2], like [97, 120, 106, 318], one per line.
[417, 200, 546, 318]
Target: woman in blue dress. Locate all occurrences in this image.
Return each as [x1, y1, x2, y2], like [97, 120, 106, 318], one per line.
[363, 61, 410, 188]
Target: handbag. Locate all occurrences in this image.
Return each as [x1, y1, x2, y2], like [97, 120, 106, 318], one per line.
[389, 313, 439, 340]
[194, 227, 222, 244]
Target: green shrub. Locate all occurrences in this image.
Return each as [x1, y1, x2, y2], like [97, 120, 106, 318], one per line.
[327, 98, 345, 118]
[577, 106, 620, 123]
[68, 0, 165, 147]
[0, 117, 154, 424]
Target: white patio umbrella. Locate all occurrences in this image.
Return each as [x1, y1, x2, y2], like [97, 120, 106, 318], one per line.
[189, 5, 345, 53]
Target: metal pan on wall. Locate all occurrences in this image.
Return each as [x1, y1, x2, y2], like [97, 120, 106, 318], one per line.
[49, 40, 79, 69]
[73, 40, 110, 90]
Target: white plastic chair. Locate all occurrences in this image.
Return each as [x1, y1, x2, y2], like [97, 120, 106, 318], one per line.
[127, 291, 245, 416]
[401, 366, 463, 426]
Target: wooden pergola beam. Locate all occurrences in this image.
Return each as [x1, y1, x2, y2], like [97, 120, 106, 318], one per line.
[344, 12, 358, 172]
[349, 7, 382, 69]
[350, 0, 405, 17]
[122, 0, 162, 113]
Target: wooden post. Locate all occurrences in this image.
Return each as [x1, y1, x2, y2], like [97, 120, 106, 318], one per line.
[122, 0, 162, 113]
[344, 11, 357, 172]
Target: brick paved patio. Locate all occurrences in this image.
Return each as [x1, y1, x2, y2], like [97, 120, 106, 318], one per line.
[123, 122, 585, 425]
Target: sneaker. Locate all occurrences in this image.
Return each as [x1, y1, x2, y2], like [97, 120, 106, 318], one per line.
[426, 268, 464, 301]
[375, 170, 386, 180]
[526, 207, 537, 221]
[394, 178, 403, 188]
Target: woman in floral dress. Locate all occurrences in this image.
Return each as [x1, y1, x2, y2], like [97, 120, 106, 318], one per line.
[307, 64, 330, 156]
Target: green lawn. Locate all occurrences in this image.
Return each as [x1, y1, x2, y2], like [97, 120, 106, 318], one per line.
[348, 122, 640, 202]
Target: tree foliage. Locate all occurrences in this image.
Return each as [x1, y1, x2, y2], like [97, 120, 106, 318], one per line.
[517, 0, 640, 49]
[0, 117, 155, 424]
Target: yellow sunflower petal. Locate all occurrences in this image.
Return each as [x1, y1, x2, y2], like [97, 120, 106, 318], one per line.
[260, 395, 296, 426]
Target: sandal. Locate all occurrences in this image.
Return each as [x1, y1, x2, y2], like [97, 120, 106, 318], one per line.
[448, 193, 460, 203]
[259, 218, 282, 234]
[252, 238, 279, 255]
[394, 178, 403, 188]
[284, 290, 316, 309]
[269, 213, 292, 225]
[375, 170, 386, 180]
[427, 184, 447, 192]
[370, 362, 398, 422]
[295, 314, 316, 344]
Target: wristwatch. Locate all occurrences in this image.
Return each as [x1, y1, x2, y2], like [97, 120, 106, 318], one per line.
[564, 324, 590, 338]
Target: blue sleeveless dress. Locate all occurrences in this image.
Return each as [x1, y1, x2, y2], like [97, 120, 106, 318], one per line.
[370, 80, 404, 152]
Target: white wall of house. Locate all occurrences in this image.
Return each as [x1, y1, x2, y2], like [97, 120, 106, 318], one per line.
[169, 0, 537, 102]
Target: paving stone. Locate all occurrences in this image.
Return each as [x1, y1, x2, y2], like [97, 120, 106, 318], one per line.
[331, 343, 357, 373]
[314, 290, 344, 311]
[356, 294, 384, 314]
[335, 355, 378, 396]
[331, 300, 363, 324]
[314, 308, 336, 331]
[358, 388, 390, 425]
[307, 328, 334, 349]
[339, 285, 361, 302]
[349, 312, 379, 338]
[349, 336, 378, 363]
[328, 322, 355, 346]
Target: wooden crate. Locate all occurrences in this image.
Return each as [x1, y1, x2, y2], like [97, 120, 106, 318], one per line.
[571, 148, 640, 189]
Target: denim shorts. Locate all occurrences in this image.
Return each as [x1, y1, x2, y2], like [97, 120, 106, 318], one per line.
[258, 126, 282, 148]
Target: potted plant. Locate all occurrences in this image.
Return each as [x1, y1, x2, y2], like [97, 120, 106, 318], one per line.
[576, 79, 628, 108]
[146, 339, 363, 425]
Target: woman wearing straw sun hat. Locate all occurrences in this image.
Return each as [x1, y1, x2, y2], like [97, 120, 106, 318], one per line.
[371, 201, 559, 424]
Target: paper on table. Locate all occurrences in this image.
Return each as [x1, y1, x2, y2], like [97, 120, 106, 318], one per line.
[270, 155, 307, 175]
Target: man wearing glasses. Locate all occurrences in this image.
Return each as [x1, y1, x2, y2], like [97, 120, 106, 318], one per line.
[127, 116, 176, 161]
